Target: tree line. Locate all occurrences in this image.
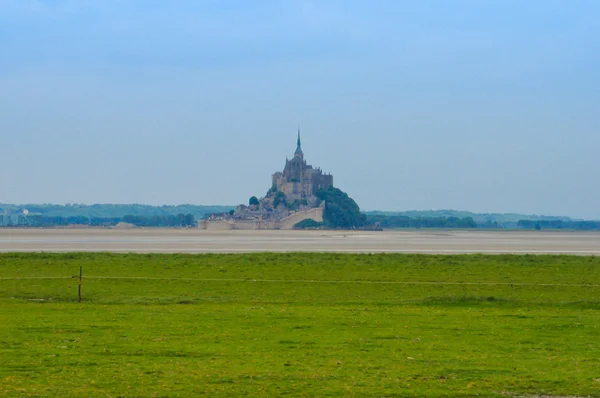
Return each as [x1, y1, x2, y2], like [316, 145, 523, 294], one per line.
[366, 215, 477, 229]
[0, 203, 232, 220]
[19, 216, 122, 227]
[122, 214, 196, 227]
[517, 220, 600, 230]
[10, 214, 196, 227]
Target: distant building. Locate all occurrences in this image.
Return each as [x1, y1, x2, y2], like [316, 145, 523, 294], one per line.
[271, 130, 333, 202]
[199, 130, 331, 230]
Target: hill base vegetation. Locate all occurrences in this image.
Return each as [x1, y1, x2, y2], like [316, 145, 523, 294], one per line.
[1, 253, 599, 397]
[316, 187, 366, 229]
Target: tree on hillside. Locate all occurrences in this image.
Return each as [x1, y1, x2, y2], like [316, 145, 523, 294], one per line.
[273, 191, 287, 208]
[316, 186, 366, 229]
[249, 196, 259, 206]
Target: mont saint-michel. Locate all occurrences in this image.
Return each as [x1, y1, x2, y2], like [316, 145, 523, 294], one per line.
[199, 130, 364, 230]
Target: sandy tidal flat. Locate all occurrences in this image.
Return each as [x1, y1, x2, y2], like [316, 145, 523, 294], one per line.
[0, 228, 599, 254]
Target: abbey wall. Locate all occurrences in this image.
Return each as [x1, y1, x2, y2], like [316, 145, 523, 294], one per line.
[198, 204, 324, 230]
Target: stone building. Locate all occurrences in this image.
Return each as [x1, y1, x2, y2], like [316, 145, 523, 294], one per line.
[271, 130, 333, 202]
[199, 130, 332, 230]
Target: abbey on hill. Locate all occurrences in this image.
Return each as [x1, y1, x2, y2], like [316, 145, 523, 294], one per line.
[199, 130, 334, 230]
[271, 130, 333, 203]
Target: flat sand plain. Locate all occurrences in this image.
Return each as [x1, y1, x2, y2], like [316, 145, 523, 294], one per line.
[0, 228, 599, 254]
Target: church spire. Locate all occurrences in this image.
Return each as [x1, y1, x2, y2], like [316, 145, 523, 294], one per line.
[294, 127, 303, 157]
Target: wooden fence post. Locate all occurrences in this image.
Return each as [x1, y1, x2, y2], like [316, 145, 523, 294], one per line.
[72, 267, 83, 302]
[77, 266, 82, 303]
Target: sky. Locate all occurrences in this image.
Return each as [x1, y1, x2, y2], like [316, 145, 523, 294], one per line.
[0, 0, 599, 219]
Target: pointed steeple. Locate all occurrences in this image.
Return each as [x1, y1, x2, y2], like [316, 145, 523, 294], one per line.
[294, 127, 303, 157]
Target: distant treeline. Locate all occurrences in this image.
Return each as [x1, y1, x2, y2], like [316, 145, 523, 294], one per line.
[364, 210, 572, 224]
[366, 215, 477, 229]
[122, 214, 195, 227]
[365, 215, 600, 230]
[0, 203, 233, 220]
[517, 220, 600, 230]
[10, 214, 196, 228]
[16, 216, 122, 227]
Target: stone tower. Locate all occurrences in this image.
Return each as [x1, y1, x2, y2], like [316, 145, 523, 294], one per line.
[271, 130, 333, 202]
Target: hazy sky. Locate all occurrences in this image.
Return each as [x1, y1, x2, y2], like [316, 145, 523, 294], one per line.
[1, 1, 599, 218]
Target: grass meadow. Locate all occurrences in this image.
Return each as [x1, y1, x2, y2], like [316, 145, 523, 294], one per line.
[1, 253, 599, 397]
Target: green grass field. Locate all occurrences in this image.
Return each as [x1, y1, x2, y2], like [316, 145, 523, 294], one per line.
[1, 253, 599, 397]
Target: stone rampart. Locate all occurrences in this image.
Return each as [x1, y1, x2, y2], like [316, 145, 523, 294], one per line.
[198, 220, 234, 230]
[278, 205, 324, 230]
[198, 205, 324, 230]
